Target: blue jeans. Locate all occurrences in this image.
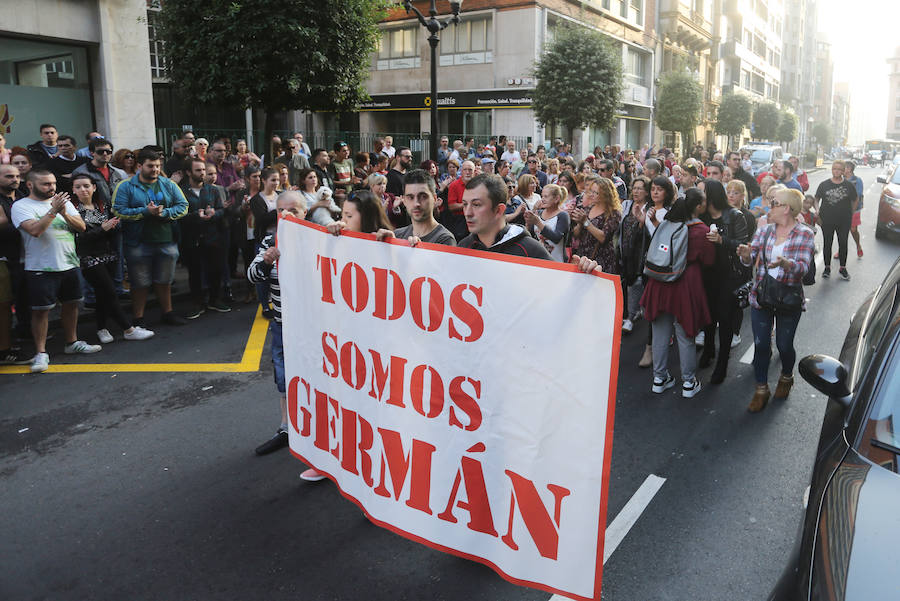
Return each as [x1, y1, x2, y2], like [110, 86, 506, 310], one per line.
[270, 320, 285, 393]
[750, 306, 802, 384]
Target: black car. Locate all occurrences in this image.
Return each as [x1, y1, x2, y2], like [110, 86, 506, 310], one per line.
[769, 256, 900, 601]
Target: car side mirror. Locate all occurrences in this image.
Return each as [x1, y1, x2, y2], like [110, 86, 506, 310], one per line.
[799, 354, 852, 406]
[877, 176, 886, 184]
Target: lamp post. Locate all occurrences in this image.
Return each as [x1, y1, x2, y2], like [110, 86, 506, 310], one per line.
[402, 0, 463, 161]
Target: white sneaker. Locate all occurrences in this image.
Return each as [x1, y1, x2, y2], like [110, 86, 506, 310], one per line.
[622, 318, 634, 333]
[300, 468, 327, 482]
[731, 334, 742, 348]
[31, 352, 50, 373]
[651, 374, 676, 393]
[64, 340, 102, 354]
[124, 326, 155, 341]
[695, 331, 705, 346]
[682, 377, 702, 398]
[97, 329, 114, 344]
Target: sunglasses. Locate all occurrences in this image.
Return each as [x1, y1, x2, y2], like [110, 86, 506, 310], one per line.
[124, 154, 135, 159]
[770, 200, 784, 207]
[95, 149, 113, 155]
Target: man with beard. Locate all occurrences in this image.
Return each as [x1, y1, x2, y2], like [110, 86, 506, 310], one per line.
[376, 169, 456, 246]
[12, 170, 97, 372]
[386, 146, 413, 197]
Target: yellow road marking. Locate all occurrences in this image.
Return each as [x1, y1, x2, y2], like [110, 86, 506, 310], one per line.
[0, 307, 269, 375]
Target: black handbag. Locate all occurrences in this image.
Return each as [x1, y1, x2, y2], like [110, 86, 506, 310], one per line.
[756, 229, 804, 313]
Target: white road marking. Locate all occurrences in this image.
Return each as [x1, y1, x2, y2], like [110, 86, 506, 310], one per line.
[548, 474, 667, 601]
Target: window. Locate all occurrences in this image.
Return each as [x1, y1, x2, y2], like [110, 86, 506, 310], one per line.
[751, 71, 764, 95]
[895, 116, 900, 129]
[440, 16, 492, 66]
[147, 5, 166, 79]
[624, 47, 647, 87]
[631, 0, 643, 24]
[895, 97, 900, 111]
[376, 26, 421, 70]
[741, 69, 751, 89]
[752, 33, 766, 58]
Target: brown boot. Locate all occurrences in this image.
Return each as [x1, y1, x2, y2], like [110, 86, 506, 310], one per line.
[748, 384, 770, 413]
[774, 374, 794, 400]
[638, 345, 653, 368]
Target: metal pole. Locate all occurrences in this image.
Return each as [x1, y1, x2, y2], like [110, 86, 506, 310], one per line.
[430, 34, 439, 162]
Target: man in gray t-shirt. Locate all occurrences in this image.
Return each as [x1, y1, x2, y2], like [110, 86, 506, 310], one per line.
[377, 169, 456, 247]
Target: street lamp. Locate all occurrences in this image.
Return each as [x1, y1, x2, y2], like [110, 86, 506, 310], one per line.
[402, 0, 463, 161]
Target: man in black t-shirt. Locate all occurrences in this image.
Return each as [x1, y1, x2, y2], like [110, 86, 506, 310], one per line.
[726, 151, 760, 200]
[386, 147, 413, 197]
[814, 159, 857, 280]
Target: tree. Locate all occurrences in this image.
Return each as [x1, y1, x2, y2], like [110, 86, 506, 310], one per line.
[158, 0, 389, 151]
[752, 102, 780, 141]
[656, 71, 703, 157]
[715, 93, 752, 152]
[812, 122, 832, 148]
[777, 111, 798, 146]
[532, 24, 623, 142]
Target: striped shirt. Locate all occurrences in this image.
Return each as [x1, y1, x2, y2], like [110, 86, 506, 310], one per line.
[247, 234, 281, 323]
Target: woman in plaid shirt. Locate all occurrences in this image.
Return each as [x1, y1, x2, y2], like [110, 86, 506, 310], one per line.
[737, 188, 815, 413]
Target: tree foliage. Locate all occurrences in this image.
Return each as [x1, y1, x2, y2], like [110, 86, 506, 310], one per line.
[752, 102, 781, 141]
[812, 122, 832, 148]
[715, 93, 752, 138]
[656, 71, 703, 155]
[532, 24, 623, 133]
[158, 0, 388, 114]
[777, 111, 798, 144]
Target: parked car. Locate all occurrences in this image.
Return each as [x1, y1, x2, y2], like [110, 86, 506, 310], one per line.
[741, 143, 785, 177]
[768, 256, 900, 601]
[875, 167, 900, 240]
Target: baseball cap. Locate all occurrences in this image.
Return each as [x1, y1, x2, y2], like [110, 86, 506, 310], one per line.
[481, 157, 496, 165]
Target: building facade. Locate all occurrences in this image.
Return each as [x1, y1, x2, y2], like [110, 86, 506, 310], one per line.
[0, 0, 155, 151]
[888, 46, 900, 140]
[779, 0, 816, 152]
[832, 81, 850, 147]
[813, 35, 834, 141]
[309, 0, 658, 154]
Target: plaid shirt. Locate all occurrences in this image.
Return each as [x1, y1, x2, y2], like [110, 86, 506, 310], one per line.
[744, 222, 815, 310]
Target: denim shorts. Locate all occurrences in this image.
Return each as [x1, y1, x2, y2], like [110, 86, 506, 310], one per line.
[124, 242, 179, 288]
[27, 268, 83, 310]
[270, 320, 285, 393]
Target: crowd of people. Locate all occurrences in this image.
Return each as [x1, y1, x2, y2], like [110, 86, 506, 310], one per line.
[2, 126, 858, 440]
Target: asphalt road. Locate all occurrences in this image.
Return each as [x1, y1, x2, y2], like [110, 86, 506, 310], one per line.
[1, 164, 896, 601]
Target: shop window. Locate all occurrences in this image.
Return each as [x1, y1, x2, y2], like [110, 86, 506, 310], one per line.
[440, 16, 492, 66]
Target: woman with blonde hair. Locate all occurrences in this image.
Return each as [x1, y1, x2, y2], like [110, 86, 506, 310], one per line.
[524, 183, 571, 262]
[194, 137, 209, 161]
[546, 158, 561, 184]
[736, 187, 815, 412]
[515, 172, 540, 210]
[570, 176, 622, 274]
[368, 172, 407, 228]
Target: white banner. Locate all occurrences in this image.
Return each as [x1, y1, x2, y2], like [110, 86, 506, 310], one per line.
[278, 217, 621, 601]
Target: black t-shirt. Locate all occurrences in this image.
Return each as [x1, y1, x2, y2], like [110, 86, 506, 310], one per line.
[815, 179, 857, 214]
[386, 168, 405, 197]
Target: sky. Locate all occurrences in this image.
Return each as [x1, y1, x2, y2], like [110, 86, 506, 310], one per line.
[816, 0, 896, 144]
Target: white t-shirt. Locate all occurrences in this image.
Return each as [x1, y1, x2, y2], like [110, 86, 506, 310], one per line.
[500, 150, 519, 163]
[11, 197, 81, 272]
[382, 146, 396, 158]
[768, 239, 787, 280]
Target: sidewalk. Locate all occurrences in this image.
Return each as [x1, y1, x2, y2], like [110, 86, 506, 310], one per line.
[17, 266, 256, 341]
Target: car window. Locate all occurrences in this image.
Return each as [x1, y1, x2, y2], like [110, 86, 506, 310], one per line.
[891, 167, 900, 185]
[857, 323, 900, 473]
[853, 283, 899, 389]
[750, 149, 771, 162]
